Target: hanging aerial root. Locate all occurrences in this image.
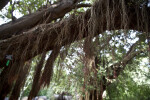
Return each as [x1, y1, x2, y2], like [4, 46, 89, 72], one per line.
[40, 47, 60, 87]
[0, 37, 28, 99]
[28, 52, 46, 100]
[10, 61, 32, 100]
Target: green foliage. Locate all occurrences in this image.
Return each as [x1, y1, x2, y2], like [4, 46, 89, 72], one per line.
[38, 88, 48, 96]
[17, 0, 47, 15]
[105, 62, 150, 100]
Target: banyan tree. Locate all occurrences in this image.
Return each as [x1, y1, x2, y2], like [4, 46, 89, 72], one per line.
[0, 0, 149, 100]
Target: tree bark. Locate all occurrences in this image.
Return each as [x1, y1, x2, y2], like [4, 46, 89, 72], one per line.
[9, 61, 31, 100]
[0, 0, 90, 40]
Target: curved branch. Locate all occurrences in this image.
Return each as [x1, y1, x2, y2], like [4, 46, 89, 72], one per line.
[0, 0, 86, 40]
[76, 3, 91, 8]
[108, 42, 145, 80]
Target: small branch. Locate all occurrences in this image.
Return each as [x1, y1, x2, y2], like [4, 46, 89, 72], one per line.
[122, 49, 144, 64]
[76, 3, 91, 8]
[10, 1, 17, 22]
[125, 41, 139, 57]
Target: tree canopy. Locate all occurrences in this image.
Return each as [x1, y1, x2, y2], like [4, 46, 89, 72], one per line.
[0, 0, 150, 100]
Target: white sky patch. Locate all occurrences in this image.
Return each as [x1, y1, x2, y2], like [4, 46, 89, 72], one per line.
[141, 58, 149, 66]
[131, 57, 150, 84]
[13, 9, 23, 18]
[0, 0, 23, 25]
[0, 8, 10, 25]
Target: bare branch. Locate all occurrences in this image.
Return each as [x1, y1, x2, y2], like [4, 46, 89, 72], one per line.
[76, 3, 91, 8]
[108, 46, 145, 80]
[125, 41, 139, 57]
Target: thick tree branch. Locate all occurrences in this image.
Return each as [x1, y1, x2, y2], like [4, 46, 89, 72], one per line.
[0, 0, 150, 67]
[0, 0, 88, 40]
[0, 4, 149, 63]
